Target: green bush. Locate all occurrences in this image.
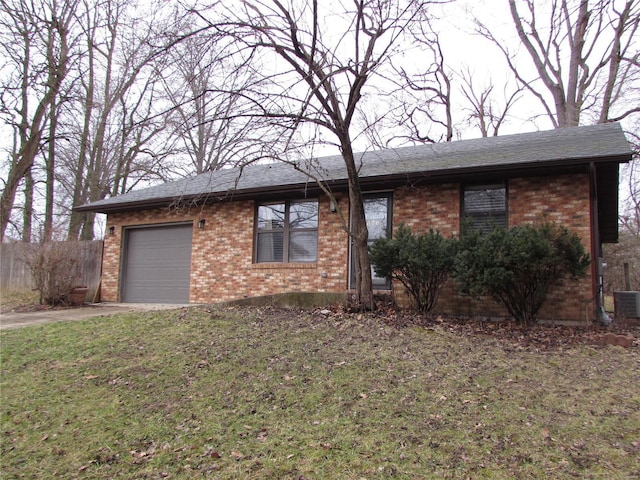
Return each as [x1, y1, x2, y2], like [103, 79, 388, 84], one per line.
[369, 224, 458, 313]
[453, 223, 590, 325]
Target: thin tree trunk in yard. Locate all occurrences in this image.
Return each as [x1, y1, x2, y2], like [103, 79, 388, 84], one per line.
[204, 0, 428, 310]
[349, 188, 373, 309]
[342, 141, 373, 310]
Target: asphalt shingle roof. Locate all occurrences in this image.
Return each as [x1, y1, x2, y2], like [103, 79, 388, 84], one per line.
[77, 123, 632, 213]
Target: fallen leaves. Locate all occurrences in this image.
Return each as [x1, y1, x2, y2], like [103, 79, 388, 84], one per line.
[256, 429, 268, 442]
[230, 450, 244, 460]
[310, 306, 638, 352]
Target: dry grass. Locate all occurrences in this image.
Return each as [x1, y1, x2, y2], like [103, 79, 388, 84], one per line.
[0, 289, 40, 313]
[1, 305, 639, 479]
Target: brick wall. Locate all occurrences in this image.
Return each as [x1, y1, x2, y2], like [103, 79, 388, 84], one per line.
[103, 173, 595, 322]
[509, 174, 594, 322]
[102, 194, 349, 304]
[391, 174, 594, 322]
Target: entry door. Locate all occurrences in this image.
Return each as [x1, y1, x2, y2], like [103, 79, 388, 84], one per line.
[121, 223, 193, 303]
[349, 194, 392, 290]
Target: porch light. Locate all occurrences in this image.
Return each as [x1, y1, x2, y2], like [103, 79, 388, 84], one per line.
[198, 219, 206, 229]
[108, 226, 115, 235]
[330, 200, 337, 213]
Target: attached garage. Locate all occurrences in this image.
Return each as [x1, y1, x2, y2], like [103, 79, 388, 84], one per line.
[120, 223, 193, 303]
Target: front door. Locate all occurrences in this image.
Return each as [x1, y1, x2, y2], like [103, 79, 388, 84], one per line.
[349, 193, 392, 290]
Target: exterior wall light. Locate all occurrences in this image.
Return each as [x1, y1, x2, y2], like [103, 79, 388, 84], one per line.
[330, 200, 337, 213]
[198, 219, 206, 229]
[108, 226, 115, 235]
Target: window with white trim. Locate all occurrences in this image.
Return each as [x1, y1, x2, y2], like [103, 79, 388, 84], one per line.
[462, 183, 507, 233]
[255, 200, 318, 263]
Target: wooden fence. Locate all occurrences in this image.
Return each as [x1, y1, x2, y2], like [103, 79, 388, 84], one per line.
[1, 241, 104, 302]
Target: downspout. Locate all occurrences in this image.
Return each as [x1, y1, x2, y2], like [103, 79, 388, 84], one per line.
[590, 162, 612, 326]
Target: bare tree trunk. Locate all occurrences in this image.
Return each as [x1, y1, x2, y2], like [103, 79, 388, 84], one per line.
[1, 128, 43, 240]
[342, 142, 373, 310]
[597, 1, 638, 124]
[563, 0, 588, 127]
[480, 0, 640, 128]
[67, 30, 94, 240]
[22, 168, 33, 242]
[44, 100, 57, 242]
[0, 0, 74, 241]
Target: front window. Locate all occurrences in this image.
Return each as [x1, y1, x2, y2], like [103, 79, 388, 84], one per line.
[256, 200, 318, 263]
[462, 183, 507, 233]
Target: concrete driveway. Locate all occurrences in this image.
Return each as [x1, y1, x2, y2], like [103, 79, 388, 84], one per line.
[0, 303, 185, 330]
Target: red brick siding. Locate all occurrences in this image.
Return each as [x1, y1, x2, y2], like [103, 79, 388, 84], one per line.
[509, 174, 594, 322]
[102, 195, 349, 303]
[102, 174, 595, 322]
[389, 174, 594, 322]
[393, 183, 459, 236]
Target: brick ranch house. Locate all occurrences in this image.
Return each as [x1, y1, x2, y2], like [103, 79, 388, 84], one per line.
[77, 123, 632, 323]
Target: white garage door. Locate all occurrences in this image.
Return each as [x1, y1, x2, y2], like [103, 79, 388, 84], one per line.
[121, 223, 193, 303]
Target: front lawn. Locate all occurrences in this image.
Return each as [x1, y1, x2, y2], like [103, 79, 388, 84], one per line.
[1, 306, 639, 479]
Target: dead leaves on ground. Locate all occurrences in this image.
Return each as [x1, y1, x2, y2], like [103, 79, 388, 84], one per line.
[304, 305, 638, 352]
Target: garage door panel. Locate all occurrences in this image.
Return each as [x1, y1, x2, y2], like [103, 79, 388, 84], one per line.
[122, 224, 193, 303]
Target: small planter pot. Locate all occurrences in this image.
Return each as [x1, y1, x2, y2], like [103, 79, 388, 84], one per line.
[68, 287, 89, 306]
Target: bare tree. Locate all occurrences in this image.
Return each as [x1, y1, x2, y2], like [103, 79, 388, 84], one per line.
[459, 68, 523, 137]
[159, 32, 271, 175]
[0, 0, 78, 241]
[392, 22, 454, 144]
[476, 0, 640, 128]
[619, 130, 640, 235]
[198, 0, 429, 309]
[64, 0, 186, 240]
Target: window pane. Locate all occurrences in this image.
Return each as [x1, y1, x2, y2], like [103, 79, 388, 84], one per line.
[290, 201, 318, 229]
[289, 231, 317, 262]
[258, 204, 285, 230]
[463, 184, 507, 234]
[257, 232, 284, 262]
[365, 197, 389, 240]
[464, 187, 505, 212]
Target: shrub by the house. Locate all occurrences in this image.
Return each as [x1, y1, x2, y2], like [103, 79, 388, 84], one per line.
[370, 224, 458, 313]
[453, 223, 590, 325]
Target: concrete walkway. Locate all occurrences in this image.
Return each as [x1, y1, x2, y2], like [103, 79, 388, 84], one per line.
[0, 303, 184, 330]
